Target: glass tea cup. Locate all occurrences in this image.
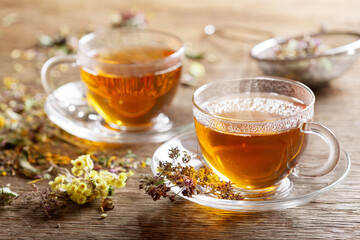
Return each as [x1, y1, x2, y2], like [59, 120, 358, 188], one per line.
[41, 28, 184, 131]
[192, 77, 340, 195]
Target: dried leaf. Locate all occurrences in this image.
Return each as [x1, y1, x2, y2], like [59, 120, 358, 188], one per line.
[185, 50, 204, 60]
[18, 154, 40, 177]
[189, 62, 205, 78]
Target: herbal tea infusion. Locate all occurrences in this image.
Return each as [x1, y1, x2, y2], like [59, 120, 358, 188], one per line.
[81, 46, 182, 128]
[194, 93, 307, 190]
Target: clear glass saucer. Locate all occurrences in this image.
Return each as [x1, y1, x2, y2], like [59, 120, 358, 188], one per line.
[151, 131, 351, 212]
[44, 81, 194, 143]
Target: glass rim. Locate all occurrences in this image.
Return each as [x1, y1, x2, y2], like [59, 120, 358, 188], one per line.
[192, 76, 315, 124]
[78, 28, 185, 67]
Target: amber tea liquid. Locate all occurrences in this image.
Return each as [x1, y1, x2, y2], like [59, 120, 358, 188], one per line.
[80, 46, 181, 128]
[194, 93, 307, 190]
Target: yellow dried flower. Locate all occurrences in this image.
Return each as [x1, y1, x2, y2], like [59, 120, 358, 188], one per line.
[92, 189, 101, 198]
[75, 188, 83, 196]
[71, 154, 93, 171]
[84, 155, 94, 170]
[49, 181, 57, 190]
[48, 154, 132, 207]
[89, 170, 98, 179]
[72, 190, 80, 200]
[109, 178, 117, 186]
[87, 195, 96, 202]
[71, 167, 83, 176]
[78, 182, 87, 192]
[57, 183, 67, 192]
[73, 158, 86, 170]
[0, 115, 6, 128]
[54, 175, 67, 184]
[83, 188, 92, 197]
[77, 195, 87, 204]
[118, 172, 127, 182]
[115, 180, 125, 188]
[92, 176, 101, 185]
[98, 182, 109, 192]
[72, 178, 81, 185]
[70, 194, 77, 202]
[67, 184, 77, 195]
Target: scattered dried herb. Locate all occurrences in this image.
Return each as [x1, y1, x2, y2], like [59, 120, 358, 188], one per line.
[89, 150, 139, 177]
[0, 77, 77, 178]
[139, 147, 243, 202]
[0, 76, 144, 179]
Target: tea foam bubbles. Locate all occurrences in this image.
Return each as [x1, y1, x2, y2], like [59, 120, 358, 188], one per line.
[203, 93, 306, 121]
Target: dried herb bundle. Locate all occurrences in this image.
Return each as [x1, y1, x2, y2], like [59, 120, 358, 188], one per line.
[139, 147, 243, 202]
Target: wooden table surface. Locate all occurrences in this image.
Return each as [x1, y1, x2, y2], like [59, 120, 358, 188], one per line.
[1, 0, 360, 239]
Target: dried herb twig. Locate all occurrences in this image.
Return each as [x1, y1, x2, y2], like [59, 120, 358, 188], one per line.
[139, 147, 243, 202]
[21, 184, 68, 218]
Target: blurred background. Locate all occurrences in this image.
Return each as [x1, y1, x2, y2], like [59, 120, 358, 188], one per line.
[2, 0, 360, 83]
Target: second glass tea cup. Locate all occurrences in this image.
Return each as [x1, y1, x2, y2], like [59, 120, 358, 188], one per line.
[41, 28, 184, 131]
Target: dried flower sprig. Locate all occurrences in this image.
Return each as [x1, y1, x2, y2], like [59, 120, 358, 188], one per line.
[48, 154, 128, 205]
[21, 184, 68, 218]
[0, 186, 18, 206]
[1, 184, 66, 218]
[139, 147, 243, 202]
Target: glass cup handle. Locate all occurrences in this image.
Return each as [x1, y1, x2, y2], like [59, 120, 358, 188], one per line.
[293, 122, 341, 177]
[41, 55, 77, 94]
